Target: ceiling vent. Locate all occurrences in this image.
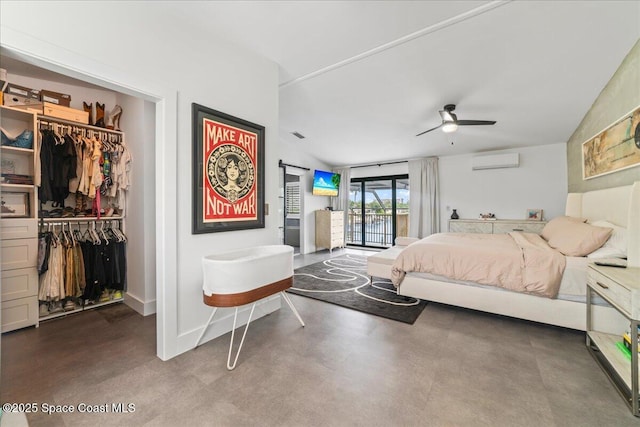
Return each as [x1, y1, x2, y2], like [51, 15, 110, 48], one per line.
[471, 153, 519, 170]
[291, 131, 306, 139]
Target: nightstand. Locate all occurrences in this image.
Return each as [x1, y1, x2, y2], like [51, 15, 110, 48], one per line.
[586, 263, 640, 416]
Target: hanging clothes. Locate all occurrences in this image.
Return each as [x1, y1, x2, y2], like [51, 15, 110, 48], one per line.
[38, 237, 65, 301]
[38, 130, 55, 203]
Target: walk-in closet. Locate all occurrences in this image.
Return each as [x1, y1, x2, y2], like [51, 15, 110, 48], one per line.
[0, 54, 156, 333]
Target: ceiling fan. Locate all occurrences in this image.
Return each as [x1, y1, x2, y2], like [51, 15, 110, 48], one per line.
[416, 104, 496, 136]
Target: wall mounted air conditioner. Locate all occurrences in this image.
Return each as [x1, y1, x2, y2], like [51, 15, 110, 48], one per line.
[471, 153, 519, 170]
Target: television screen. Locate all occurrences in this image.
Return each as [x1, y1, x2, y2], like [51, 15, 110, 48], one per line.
[312, 170, 341, 197]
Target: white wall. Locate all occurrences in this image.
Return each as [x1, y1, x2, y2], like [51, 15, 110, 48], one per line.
[439, 143, 568, 230]
[1, 2, 281, 360]
[116, 95, 157, 315]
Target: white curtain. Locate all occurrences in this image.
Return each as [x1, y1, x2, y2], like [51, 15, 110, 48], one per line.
[408, 158, 440, 238]
[332, 167, 351, 240]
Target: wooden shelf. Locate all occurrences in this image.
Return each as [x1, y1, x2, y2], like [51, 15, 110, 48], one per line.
[588, 331, 638, 392]
[1, 145, 34, 154]
[1, 183, 34, 190]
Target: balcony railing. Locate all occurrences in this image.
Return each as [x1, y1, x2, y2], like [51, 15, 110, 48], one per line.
[346, 211, 408, 247]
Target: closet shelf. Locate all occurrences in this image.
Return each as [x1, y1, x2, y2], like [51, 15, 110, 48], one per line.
[38, 115, 124, 135]
[1, 145, 35, 154]
[1, 183, 34, 190]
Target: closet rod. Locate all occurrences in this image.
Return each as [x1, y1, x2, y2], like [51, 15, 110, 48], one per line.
[38, 115, 124, 135]
[41, 216, 123, 223]
[278, 160, 310, 171]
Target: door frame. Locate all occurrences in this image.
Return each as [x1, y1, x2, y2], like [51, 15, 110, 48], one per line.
[1, 28, 178, 360]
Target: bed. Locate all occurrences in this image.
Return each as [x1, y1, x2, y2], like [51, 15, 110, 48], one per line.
[367, 182, 640, 333]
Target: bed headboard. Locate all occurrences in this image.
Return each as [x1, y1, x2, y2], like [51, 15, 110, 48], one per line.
[565, 181, 640, 267]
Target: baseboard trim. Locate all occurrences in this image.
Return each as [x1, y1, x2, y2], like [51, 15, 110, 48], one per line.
[124, 293, 156, 316]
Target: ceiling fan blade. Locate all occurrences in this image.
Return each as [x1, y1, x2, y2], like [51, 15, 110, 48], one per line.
[416, 124, 442, 136]
[456, 120, 496, 126]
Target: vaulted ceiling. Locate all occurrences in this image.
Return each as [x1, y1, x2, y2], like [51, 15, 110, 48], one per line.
[168, 0, 639, 166]
[4, 1, 639, 168]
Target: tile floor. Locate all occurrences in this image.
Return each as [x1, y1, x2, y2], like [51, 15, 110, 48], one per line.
[1, 248, 637, 426]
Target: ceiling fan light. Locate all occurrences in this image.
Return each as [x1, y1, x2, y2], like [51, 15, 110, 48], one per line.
[442, 123, 458, 133]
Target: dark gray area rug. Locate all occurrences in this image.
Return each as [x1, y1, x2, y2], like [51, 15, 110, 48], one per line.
[289, 254, 427, 324]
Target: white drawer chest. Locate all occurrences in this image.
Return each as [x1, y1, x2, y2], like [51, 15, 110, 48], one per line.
[315, 210, 344, 253]
[448, 219, 547, 234]
[586, 264, 640, 416]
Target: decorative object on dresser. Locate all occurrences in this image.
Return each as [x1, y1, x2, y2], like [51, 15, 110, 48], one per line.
[448, 218, 547, 234]
[479, 213, 496, 220]
[315, 209, 344, 252]
[526, 208, 543, 221]
[450, 209, 459, 220]
[586, 264, 640, 416]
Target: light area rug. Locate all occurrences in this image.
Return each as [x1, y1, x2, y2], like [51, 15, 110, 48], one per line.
[288, 254, 426, 324]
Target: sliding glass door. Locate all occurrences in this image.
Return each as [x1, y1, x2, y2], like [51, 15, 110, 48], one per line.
[347, 175, 409, 248]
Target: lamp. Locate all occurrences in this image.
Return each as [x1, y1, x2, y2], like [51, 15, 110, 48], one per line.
[442, 122, 458, 133]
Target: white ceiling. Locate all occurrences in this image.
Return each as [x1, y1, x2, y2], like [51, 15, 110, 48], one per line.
[4, 1, 639, 168]
[169, 0, 639, 167]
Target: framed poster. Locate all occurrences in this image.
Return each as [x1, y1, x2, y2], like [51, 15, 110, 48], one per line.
[582, 105, 640, 180]
[192, 103, 265, 234]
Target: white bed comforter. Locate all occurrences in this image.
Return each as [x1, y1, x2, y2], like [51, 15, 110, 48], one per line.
[390, 232, 566, 298]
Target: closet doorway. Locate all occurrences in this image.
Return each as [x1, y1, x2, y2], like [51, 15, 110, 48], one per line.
[0, 53, 158, 355]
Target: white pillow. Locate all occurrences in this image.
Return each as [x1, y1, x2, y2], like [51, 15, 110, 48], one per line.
[587, 220, 627, 259]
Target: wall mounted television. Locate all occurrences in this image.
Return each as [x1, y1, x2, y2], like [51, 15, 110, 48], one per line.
[312, 170, 341, 197]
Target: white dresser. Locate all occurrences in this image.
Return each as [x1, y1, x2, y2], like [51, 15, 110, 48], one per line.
[448, 219, 547, 234]
[315, 210, 344, 253]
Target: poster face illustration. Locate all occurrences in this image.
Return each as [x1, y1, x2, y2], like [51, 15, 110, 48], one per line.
[582, 106, 640, 180]
[193, 104, 264, 234]
[203, 120, 257, 222]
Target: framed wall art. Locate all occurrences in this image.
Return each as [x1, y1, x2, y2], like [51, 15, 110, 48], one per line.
[526, 208, 543, 221]
[192, 103, 265, 234]
[582, 105, 640, 180]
